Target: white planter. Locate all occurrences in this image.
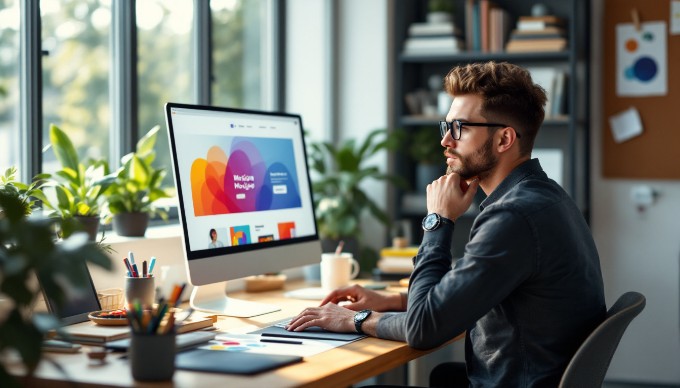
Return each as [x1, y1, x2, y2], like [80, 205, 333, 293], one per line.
[427, 12, 451, 24]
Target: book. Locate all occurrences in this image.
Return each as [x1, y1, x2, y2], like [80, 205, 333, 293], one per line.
[505, 38, 567, 52]
[518, 15, 565, 24]
[53, 312, 216, 345]
[527, 67, 557, 118]
[517, 17, 565, 32]
[408, 22, 462, 37]
[551, 71, 567, 117]
[377, 257, 415, 274]
[403, 36, 465, 55]
[509, 31, 566, 40]
[509, 26, 566, 36]
[380, 246, 420, 258]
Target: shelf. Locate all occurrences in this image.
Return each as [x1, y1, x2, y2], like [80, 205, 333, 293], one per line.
[399, 50, 570, 63]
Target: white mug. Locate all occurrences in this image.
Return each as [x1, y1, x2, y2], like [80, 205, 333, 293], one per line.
[320, 252, 360, 292]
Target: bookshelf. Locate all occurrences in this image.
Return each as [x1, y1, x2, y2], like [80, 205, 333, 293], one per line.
[388, 0, 590, 256]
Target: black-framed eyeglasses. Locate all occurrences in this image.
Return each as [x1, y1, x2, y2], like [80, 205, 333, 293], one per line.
[439, 119, 519, 140]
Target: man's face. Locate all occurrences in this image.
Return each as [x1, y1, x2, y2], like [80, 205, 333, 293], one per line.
[441, 94, 498, 181]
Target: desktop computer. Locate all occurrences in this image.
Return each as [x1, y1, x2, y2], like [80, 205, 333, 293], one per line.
[164, 103, 322, 317]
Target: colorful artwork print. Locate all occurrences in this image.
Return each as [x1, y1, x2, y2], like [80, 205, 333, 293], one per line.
[230, 225, 251, 246]
[616, 22, 667, 96]
[190, 137, 302, 216]
[278, 222, 296, 239]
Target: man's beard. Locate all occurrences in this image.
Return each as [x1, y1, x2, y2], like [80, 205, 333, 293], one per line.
[445, 135, 498, 180]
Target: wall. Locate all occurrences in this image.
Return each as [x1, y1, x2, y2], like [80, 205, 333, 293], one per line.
[590, 0, 680, 383]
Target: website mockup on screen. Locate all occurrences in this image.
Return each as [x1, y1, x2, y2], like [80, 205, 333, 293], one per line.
[166, 105, 318, 260]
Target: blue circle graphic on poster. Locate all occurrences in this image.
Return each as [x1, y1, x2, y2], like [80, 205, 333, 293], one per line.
[633, 56, 657, 82]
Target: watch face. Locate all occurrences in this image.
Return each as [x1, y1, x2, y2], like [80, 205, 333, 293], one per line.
[356, 311, 369, 321]
[422, 213, 440, 231]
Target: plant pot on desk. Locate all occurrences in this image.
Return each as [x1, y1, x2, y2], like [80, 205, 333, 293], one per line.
[74, 215, 101, 241]
[112, 212, 149, 237]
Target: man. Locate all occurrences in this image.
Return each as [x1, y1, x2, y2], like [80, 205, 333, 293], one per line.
[287, 62, 606, 386]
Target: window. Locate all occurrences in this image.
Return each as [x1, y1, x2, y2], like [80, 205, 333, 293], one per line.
[212, 0, 270, 109]
[6, 1, 281, 224]
[40, 0, 111, 174]
[0, 0, 20, 170]
[136, 0, 194, 187]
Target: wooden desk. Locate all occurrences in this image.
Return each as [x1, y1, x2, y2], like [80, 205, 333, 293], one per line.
[12, 281, 457, 388]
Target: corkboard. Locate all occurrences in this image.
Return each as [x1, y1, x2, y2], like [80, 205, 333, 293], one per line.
[603, 1, 680, 179]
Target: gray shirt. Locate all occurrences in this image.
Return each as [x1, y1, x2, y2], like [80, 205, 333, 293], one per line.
[377, 159, 605, 387]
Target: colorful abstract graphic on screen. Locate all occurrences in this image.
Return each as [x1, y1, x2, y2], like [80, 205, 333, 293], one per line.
[190, 137, 302, 216]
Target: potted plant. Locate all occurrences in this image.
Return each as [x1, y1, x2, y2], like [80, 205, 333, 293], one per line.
[0, 169, 113, 387]
[43, 124, 116, 240]
[103, 125, 172, 237]
[308, 128, 403, 273]
[408, 126, 445, 193]
[427, 0, 454, 23]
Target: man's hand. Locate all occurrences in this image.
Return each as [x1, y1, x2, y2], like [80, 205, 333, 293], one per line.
[286, 303, 356, 332]
[426, 173, 479, 221]
[320, 284, 404, 312]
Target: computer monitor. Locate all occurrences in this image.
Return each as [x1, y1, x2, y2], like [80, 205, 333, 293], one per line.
[165, 103, 322, 317]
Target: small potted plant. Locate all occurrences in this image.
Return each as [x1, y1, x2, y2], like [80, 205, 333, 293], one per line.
[43, 124, 116, 240]
[0, 168, 113, 387]
[427, 0, 454, 23]
[408, 126, 445, 193]
[308, 128, 404, 273]
[103, 125, 172, 237]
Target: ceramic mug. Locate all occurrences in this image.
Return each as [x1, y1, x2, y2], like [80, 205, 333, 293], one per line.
[320, 253, 360, 292]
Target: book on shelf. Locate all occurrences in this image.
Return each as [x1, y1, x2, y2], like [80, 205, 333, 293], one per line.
[464, 0, 510, 53]
[377, 257, 415, 274]
[510, 26, 566, 37]
[505, 38, 567, 53]
[509, 31, 566, 40]
[380, 246, 420, 258]
[526, 67, 567, 119]
[517, 15, 566, 32]
[408, 21, 462, 37]
[403, 36, 465, 55]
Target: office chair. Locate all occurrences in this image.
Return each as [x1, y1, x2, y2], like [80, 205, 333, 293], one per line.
[558, 291, 646, 388]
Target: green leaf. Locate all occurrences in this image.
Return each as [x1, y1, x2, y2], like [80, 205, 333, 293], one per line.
[137, 125, 160, 156]
[49, 124, 80, 172]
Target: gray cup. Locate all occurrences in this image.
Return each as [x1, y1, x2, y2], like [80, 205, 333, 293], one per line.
[130, 332, 176, 381]
[124, 277, 155, 307]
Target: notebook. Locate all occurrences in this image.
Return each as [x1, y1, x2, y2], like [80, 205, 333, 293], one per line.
[175, 349, 302, 375]
[106, 330, 216, 352]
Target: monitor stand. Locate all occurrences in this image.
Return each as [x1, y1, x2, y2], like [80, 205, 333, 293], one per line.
[189, 282, 280, 318]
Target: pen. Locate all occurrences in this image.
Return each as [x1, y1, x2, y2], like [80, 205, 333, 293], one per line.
[260, 338, 303, 345]
[123, 258, 133, 277]
[142, 260, 147, 278]
[132, 263, 139, 278]
[128, 251, 135, 266]
[148, 256, 157, 275]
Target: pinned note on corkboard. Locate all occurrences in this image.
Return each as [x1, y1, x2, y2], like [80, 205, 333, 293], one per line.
[603, 1, 680, 179]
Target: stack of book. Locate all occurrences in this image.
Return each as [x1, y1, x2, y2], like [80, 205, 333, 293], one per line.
[505, 15, 567, 53]
[527, 67, 568, 119]
[402, 21, 465, 56]
[374, 246, 419, 280]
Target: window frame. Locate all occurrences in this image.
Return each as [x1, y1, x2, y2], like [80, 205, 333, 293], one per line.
[16, 0, 285, 223]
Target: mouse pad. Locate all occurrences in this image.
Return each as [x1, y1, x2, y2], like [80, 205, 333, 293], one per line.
[175, 349, 302, 375]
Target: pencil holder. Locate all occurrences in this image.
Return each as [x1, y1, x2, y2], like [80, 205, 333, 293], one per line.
[130, 331, 176, 381]
[124, 277, 155, 307]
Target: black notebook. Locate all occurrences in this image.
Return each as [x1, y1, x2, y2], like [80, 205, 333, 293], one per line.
[175, 349, 302, 375]
[249, 325, 366, 342]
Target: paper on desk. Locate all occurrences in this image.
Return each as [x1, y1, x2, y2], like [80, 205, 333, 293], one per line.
[204, 333, 343, 357]
[609, 107, 644, 143]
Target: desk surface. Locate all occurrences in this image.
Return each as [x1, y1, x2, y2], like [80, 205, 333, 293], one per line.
[12, 280, 456, 388]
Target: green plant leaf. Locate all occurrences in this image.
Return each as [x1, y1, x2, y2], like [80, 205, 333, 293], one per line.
[49, 124, 80, 172]
[137, 125, 160, 156]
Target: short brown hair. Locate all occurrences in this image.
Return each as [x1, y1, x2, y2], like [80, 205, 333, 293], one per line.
[444, 61, 547, 155]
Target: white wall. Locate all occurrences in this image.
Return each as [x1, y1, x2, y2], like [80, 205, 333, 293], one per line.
[590, 0, 680, 383]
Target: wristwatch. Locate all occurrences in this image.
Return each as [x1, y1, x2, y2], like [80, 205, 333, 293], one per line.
[354, 309, 372, 334]
[422, 213, 454, 232]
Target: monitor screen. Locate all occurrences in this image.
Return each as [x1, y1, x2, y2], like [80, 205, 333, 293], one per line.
[165, 103, 322, 293]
